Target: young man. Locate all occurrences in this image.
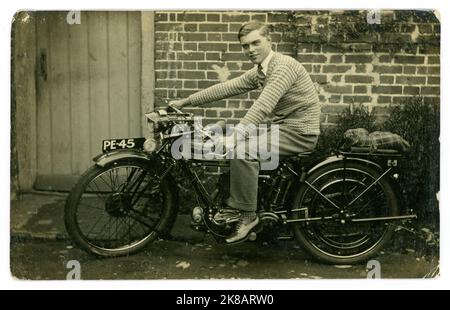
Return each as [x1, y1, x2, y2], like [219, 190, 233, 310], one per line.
[170, 21, 321, 243]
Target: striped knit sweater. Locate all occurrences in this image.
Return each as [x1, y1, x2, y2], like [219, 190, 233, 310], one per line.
[188, 52, 321, 135]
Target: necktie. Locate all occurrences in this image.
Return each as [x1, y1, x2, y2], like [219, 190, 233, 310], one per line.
[257, 64, 265, 87]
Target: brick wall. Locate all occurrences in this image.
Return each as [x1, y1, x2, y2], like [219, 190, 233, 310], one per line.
[154, 10, 440, 126]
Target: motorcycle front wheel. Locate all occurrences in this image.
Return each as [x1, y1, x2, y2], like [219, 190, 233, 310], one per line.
[64, 158, 177, 257]
[291, 161, 399, 265]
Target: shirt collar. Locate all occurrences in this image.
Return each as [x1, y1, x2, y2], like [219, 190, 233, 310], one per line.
[259, 50, 274, 75]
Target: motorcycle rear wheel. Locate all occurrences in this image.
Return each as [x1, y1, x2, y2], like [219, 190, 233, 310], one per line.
[291, 161, 399, 265]
[65, 158, 177, 257]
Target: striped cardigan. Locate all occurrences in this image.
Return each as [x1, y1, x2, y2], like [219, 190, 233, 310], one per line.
[188, 52, 321, 135]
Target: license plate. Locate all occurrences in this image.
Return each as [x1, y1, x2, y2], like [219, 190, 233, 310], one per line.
[102, 138, 146, 152]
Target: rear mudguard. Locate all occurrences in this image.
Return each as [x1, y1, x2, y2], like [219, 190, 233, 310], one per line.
[306, 155, 382, 175]
[92, 149, 180, 238]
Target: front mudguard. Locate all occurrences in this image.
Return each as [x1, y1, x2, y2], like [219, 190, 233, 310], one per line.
[92, 149, 180, 239]
[93, 149, 156, 167]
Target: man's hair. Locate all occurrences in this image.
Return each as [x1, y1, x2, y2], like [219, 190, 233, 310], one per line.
[237, 21, 271, 40]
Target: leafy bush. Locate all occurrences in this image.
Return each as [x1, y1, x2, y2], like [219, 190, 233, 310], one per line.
[384, 97, 440, 225]
[317, 98, 439, 227]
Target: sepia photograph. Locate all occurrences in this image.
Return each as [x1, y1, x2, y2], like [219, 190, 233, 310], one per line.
[10, 9, 440, 281]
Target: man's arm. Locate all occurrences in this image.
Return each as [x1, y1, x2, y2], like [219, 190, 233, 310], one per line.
[171, 69, 258, 109]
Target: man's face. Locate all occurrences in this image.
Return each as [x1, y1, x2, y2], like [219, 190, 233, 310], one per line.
[240, 29, 272, 65]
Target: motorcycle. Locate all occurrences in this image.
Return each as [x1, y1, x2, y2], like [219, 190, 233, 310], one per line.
[64, 106, 416, 264]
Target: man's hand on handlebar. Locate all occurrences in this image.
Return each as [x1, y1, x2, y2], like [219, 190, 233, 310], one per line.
[168, 98, 190, 110]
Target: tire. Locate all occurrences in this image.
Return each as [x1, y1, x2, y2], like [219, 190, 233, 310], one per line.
[291, 161, 399, 265]
[65, 158, 177, 257]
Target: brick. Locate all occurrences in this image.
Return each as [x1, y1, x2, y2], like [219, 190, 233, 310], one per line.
[199, 43, 228, 51]
[156, 23, 182, 32]
[417, 67, 427, 74]
[403, 66, 416, 74]
[156, 71, 167, 79]
[372, 86, 403, 94]
[331, 75, 342, 83]
[207, 13, 220, 22]
[184, 23, 198, 32]
[321, 104, 348, 114]
[183, 80, 197, 89]
[176, 52, 205, 61]
[209, 100, 227, 108]
[302, 64, 312, 72]
[428, 66, 440, 74]
[329, 55, 343, 63]
[313, 65, 321, 73]
[345, 75, 373, 83]
[351, 43, 372, 53]
[169, 13, 176, 22]
[227, 100, 241, 109]
[373, 65, 402, 74]
[197, 61, 221, 70]
[183, 62, 197, 70]
[222, 53, 248, 61]
[206, 52, 221, 61]
[418, 45, 440, 54]
[310, 74, 327, 84]
[198, 80, 218, 89]
[229, 23, 242, 32]
[268, 13, 289, 23]
[428, 56, 440, 64]
[234, 110, 247, 118]
[178, 71, 205, 79]
[380, 76, 394, 84]
[205, 109, 218, 117]
[156, 80, 182, 88]
[329, 95, 342, 103]
[155, 13, 168, 22]
[322, 65, 352, 73]
[277, 43, 295, 53]
[379, 55, 393, 63]
[154, 89, 168, 98]
[207, 33, 222, 41]
[222, 33, 238, 41]
[242, 101, 254, 109]
[324, 85, 352, 94]
[220, 110, 233, 118]
[322, 44, 347, 53]
[421, 87, 440, 95]
[345, 55, 373, 63]
[177, 13, 206, 22]
[394, 55, 425, 64]
[155, 61, 182, 70]
[395, 76, 426, 85]
[177, 90, 198, 98]
[222, 14, 249, 22]
[199, 23, 228, 32]
[355, 65, 366, 73]
[427, 76, 440, 85]
[229, 43, 242, 52]
[377, 96, 392, 104]
[393, 96, 411, 104]
[250, 14, 267, 22]
[434, 25, 440, 34]
[206, 71, 219, 80]
[183, 43, 197, 51]
[181, 33, 207, 41]
[354, 85, 367, 93]
[403, 86, 420, 95]
[343, 95, 371, 103]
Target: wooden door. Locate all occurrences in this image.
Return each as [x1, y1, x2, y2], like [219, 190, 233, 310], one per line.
[34, 11, 142, 190]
